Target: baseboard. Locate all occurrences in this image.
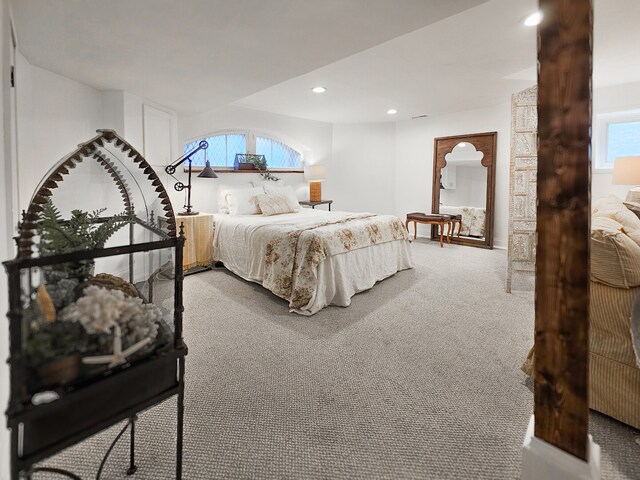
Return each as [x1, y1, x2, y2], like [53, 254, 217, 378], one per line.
[493, 238, 507, 250]
[521, 415, 600, 480]
[410, 235, 508, 250]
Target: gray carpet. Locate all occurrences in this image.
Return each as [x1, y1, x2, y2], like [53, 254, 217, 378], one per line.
[37, 239, 640, 479]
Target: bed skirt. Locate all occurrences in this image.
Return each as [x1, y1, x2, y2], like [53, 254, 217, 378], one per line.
[221, 239, 413, 315]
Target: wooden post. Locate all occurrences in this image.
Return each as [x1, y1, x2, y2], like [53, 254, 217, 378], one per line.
[535, 0, 592, 461]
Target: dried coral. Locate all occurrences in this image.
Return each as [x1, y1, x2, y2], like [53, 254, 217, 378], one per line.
[59, 285, 160, 350]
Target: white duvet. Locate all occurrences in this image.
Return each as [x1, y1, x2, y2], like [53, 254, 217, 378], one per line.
[213, 209, 413, 315]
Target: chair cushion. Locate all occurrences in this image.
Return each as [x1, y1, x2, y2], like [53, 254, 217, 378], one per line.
[591, 216, 640, 288]
[593, 195, 640, 233]
[406, 213, 451, 222]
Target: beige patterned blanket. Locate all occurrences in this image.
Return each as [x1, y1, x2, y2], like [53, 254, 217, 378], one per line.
[262, 213, 409, 310]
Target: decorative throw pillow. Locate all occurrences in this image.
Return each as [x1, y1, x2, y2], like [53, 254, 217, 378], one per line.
[251, 194, 297, 216]
[263, 184, 300, 210]
[624, 201, 640, 220]
[227, 186, 265, 215]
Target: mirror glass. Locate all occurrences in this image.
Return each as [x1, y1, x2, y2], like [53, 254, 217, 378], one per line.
[439, 142, 487, 240]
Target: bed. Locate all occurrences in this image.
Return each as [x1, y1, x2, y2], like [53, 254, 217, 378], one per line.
[212, 202, 413, 315]
[439, 205, 486, 237]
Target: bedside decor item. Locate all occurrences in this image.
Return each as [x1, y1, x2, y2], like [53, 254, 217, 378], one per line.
[304, 164, 326, 202]
[234, 153, 281, 181]
[613, 156, 640, 203]
[4, 129, 188, 480]
[165, 139, 217, 216]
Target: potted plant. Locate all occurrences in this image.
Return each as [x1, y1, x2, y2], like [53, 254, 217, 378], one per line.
[233, 154, 280, 181]
[38, 199, 133, 286]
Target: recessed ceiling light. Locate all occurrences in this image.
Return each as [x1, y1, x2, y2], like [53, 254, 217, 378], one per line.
[524, 11, 543, 26]
[311, 86, 326, 94]
[387, 109, 398, 115]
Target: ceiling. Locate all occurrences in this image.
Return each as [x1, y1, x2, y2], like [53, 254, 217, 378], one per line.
[11, 0, 640, 123]
[236, 0, 640, 123]
[237, 0, 538, 123]
[10, 0, 487, 115]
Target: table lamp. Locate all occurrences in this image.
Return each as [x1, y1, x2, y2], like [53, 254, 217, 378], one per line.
[612, 156, 640, 203]
[304, 164, 326, 202]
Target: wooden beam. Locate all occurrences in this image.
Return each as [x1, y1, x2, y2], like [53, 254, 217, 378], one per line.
[534, 0, 592, 461]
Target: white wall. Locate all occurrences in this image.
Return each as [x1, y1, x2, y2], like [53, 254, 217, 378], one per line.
[330, 122, 396, 215]
[15, 51, 103, 209]
[592, 80, 640, 201]
[178, 105, 333, 213]
[394, 102, 511, 248]
[440, 165, 487, 207]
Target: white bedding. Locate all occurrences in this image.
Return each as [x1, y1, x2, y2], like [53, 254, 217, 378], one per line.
[213, 209, 413, 315]
[440, 205, 486, 237]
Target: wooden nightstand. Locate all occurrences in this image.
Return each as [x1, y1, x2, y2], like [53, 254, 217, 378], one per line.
[162, 212, 214, 274]
[300, 200, 333, 211]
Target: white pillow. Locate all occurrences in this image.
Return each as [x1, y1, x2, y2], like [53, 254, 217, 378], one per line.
[263, 184, 300, 210]
[216, 184, 231, 213]
[227, 186, 264, 215]
[251, 194, 298, 216]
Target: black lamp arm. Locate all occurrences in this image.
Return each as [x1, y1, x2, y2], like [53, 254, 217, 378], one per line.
[165, 140, 208, 175]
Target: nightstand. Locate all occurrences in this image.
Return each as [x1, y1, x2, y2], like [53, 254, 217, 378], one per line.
[300, 200, 333, 211]
[161, 212, 214, 273]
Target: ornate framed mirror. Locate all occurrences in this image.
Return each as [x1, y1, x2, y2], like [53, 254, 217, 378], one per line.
[431, 132, 497, 249]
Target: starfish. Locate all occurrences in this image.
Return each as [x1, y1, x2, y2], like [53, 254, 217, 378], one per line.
[82, 323, 152, 368]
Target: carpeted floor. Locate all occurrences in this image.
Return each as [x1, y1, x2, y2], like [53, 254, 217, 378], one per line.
[38, 240, 639, 479]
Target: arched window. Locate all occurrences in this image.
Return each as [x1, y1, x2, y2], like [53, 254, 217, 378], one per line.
[184, 133, 246, 168]
[256, 136, 301, 169]
[184, 132, 302, 171]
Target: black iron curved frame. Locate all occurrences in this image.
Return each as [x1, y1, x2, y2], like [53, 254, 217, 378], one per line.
[25, 417, 136, 480]
[5, 131, 188, 480]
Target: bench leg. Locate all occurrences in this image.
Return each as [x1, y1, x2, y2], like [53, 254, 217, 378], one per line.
[414, 220, 418, 240]
[447, 221, 452, 244]
[439, 222, 444, 247]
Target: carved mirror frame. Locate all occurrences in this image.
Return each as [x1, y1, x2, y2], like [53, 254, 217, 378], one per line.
[431, 131, 497, 249]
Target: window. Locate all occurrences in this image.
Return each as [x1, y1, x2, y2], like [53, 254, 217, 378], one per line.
[184, 132, 303, 171]
[595, 110, 640, 170]
[184, 133, 246, 168]
[255, 136, 301, 169]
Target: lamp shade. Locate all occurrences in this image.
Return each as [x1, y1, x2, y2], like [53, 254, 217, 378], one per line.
[304, 164, 326, 182]
[612, 157, 640, 185]
[197, 161, 218, 178]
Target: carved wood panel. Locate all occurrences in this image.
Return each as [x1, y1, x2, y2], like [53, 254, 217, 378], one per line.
[506, 85, 538, 292]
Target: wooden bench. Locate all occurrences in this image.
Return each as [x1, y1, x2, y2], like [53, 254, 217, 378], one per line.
[405, 212, 452, 247]
[448, 214, 462, 238]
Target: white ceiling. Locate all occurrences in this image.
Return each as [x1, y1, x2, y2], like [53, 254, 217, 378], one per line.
[11, 0, 640, 124]
[236, 0, 640, 123]
[237, 0, 538, 122]
[10, 0, 487, 115]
